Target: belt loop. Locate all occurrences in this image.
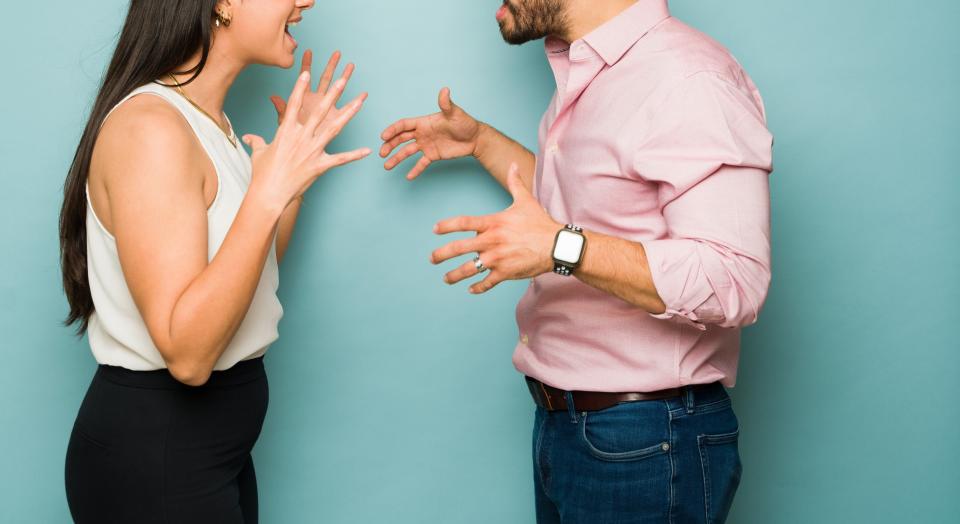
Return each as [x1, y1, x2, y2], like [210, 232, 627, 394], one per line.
[565, 391, 579, 424]
[684, 386, 695, 415]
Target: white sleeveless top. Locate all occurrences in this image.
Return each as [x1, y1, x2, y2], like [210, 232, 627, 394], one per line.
[85, 83, 284, 371]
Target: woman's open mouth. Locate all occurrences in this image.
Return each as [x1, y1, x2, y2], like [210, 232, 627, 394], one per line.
[284, 19, 300, 48]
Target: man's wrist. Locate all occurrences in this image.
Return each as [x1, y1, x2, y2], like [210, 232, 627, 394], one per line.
[472, 122, 494, 161]
[542, 221, 564, 275]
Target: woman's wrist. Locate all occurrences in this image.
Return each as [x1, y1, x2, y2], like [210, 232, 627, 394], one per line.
[244, 184, 289, 222]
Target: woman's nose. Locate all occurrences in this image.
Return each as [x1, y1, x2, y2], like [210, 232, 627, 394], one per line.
[295, 0, 316, 11]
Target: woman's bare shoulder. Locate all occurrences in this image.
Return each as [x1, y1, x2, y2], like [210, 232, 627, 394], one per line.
[92, 93, 205, 187]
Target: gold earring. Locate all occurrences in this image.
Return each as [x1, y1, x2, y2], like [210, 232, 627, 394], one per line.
[214, 11, 231, 28]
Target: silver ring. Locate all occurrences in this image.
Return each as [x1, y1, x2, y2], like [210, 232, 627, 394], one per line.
[473, 256, 488, 274]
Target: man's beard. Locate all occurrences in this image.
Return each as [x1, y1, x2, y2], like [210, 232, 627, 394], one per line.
[498, 0, 569, 45]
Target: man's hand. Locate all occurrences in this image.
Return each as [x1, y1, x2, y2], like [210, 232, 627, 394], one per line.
[379, 88, 484, 180]
[270, 50, 359, 127]
[431, 164, 561, 294]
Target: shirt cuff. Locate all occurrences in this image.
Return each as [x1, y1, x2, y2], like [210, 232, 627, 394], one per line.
[642, 239, 726, 331]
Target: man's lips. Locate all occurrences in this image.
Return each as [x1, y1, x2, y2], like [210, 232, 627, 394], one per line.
[496, 3, 508, 22]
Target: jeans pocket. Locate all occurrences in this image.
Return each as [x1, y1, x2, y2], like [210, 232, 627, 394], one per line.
[579, 406, 671, 462]
[698, 429, 742, 524]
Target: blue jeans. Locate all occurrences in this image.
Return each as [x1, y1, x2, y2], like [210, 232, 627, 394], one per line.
[532, 382, 741, 524]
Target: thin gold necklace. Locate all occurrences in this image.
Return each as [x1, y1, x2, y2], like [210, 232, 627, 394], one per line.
[165, 74, 238, 147]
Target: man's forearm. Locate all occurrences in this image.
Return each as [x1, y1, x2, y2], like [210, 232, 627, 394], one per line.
[574, 230, 667, 314]
[276, 196, 303, 264]
[473, 123, 537, 192]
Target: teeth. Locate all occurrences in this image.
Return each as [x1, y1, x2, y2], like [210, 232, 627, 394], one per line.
[288, 21, 299, 27]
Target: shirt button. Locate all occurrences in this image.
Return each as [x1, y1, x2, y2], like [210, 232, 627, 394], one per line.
[521, 334, 530, 345]
[549, 144, 559, 153]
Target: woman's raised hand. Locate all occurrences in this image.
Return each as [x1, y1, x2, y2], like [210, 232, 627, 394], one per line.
[244, 65, 369, 212]
[270, 50, 356, 127]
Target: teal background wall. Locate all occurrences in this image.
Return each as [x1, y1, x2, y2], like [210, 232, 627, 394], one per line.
[1, 0, 958, 522]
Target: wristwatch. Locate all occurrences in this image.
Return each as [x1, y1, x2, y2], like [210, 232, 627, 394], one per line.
[552, 224, 587, 276]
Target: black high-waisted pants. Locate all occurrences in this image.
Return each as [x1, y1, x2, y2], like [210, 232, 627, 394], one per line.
[65, 357, 268, 523]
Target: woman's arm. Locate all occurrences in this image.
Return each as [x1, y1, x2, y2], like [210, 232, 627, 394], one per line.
[96, 72, 367, 386]
[97, 98, 284, 386]
[276, 196, 302, 264]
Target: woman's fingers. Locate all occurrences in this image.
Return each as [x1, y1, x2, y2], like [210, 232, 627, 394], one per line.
[316, 50, 339, 93]
[302, 78, 346, 136]
[281, 71, 311, 132]
[242, 134, 268, 153]
[300, 49, 314, 78]
[312, 92, 367, 148]
[269, 95, 286, 123]
[322, 147, 372, 170]
[331, 63, 355, 105]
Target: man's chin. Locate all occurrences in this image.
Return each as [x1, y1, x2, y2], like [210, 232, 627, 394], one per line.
[499, 27, 538, 45]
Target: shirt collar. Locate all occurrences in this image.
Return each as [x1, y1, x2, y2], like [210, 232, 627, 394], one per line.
[577, 0, 671, 66]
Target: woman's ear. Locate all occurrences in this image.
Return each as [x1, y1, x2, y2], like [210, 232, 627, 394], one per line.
[214, 0, 234, 27]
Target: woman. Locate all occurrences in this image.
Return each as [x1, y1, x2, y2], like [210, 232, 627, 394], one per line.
[59, 1, 368, 521]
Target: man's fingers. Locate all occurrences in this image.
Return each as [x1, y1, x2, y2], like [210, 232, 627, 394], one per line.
[379, 132, 415, 158]
[434, 215, 490, 235]
[438, 87, 454, 115]
[470, 271, 505, 294]
[380, 118, 417, 142]
[505, 162, 529, 201]
[431, 237, 486, 265]
[444, 257, 485, 285]
[383, 142, 421, 170]
[316, 50, 340, 93]
[406, 156, 433, 181]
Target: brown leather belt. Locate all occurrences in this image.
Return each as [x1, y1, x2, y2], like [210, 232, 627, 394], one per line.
[525, 376, 710, 412]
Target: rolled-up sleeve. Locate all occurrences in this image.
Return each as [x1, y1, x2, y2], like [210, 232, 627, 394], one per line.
[635, 71, 774, 330]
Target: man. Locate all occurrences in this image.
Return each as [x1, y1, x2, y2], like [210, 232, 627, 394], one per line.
[380, 0, 772, 522]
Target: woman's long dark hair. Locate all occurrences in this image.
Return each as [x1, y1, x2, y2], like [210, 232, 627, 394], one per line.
[60, 0, 219, 335]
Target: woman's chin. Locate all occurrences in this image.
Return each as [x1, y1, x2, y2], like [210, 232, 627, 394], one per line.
[264, 52, 297, 69]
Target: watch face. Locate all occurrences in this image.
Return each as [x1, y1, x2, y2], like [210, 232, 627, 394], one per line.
[553, 230, 585, 264]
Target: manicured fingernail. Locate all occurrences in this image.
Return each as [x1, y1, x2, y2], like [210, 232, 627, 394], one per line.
[299, 71, 310, 82]
[433, 224, 440, 233]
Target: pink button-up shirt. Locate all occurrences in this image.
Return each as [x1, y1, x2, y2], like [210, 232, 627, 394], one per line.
[512, 0, 773, 392]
